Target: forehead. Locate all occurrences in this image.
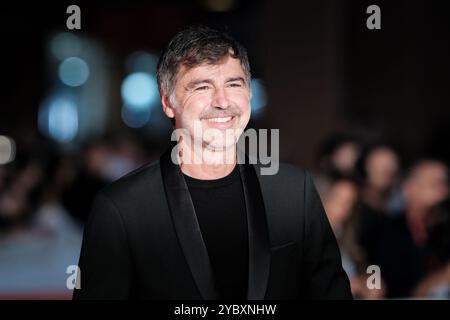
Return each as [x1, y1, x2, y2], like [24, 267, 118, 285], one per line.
[176, 56, 246, 85]
[369, 148, 396, 161]
[417, 164, 447, 179]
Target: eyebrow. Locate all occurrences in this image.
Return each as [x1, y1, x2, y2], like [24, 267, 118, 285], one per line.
[185, 79, 214, 90]
[226, 76, 246, 85]
[185, 76, 246, 90]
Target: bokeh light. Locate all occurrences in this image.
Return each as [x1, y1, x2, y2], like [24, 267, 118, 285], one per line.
[39, 95, 79, 143]
[50, 33, 82, 60]
[0, 136, 16, 165]
[250, 79, 268, 116]
[121, 72, 158, 111]
[58, 57, 90, 87]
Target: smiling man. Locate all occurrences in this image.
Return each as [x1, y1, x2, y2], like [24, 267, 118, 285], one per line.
[73, 25, 352, 300]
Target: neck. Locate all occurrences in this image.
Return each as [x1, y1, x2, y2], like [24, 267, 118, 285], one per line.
[178, 141, 237, 180]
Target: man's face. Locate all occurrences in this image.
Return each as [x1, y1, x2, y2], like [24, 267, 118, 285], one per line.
[166, 55, 251, 151]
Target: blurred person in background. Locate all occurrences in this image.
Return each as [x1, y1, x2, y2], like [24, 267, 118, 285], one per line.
[360, 144, 401, 213]
[61, 133, 149, 224]
[413, 199, 450, 298]
[324, 178, 385, 299]
[314, 135, 362, 199]
[372, 159, 449, 298]
[0, 152, 43, 231]
[61, 140, 111, 224]
[356, 144, 401, 266]
[102, 134, 148, 181]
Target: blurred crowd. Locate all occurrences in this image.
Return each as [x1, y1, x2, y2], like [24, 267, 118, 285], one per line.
[0, 131, 449, 299]
[0, 131, 153, 298]
[315, 136, 450, 299]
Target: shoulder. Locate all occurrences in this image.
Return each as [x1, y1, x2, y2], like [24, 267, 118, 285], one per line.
[97, 159, 161, 203]
[254, 160, 311, 186]
[278, 162, 308, 179]
[253, 160, 316, 208]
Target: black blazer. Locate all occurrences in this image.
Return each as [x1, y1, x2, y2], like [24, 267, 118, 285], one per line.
[73, 147, 352, 300]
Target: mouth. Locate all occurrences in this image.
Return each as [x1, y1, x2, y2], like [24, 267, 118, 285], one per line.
[202, 115, 237, 129]
[206, 116, 233, 123]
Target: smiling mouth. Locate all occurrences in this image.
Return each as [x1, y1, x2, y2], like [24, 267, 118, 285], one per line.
[205, 116, 234, 123]
[201, 115, 237, 129]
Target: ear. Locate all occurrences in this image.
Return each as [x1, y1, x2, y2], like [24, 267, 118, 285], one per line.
[161, 94, 175, 119]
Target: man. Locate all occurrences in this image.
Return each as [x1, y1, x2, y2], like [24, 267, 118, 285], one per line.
[73, 25, 352, 300]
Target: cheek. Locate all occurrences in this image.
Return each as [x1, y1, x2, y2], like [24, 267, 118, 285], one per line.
[240, 110, 251, 127]
[182, 97, 210, 120]
[235, 95, 251, 118]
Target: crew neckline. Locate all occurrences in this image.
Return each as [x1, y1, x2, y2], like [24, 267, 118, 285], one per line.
[183, 164, 240, 188]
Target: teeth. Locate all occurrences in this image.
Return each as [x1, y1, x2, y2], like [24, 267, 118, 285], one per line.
[207, 116, 232, 123]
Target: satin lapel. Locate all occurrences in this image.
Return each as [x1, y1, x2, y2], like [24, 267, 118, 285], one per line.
[160, 146, 220, 300]
[238, 153, 271, 300]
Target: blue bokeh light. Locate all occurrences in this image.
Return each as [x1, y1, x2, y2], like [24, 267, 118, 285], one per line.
[121, 72, 158, 110]
[58, 57, 90, 87]
[39, 96, 79, 143]
[250, 79, 268, 115]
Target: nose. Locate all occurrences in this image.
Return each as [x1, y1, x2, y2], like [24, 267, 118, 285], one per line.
[211, 87, 229, 109]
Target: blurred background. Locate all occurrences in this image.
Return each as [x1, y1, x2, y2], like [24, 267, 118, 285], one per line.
[0, 0, 449, 299]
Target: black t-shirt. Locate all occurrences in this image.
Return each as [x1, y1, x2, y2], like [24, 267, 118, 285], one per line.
[183, 165, 248, 299]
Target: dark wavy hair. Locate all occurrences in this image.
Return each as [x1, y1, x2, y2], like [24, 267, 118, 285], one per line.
[156, 25, 251, 99]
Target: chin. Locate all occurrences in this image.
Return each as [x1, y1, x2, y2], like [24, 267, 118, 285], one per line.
[204, 139, 236, 151]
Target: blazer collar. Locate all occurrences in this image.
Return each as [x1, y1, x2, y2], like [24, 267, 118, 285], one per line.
[160, 144, 270, 300]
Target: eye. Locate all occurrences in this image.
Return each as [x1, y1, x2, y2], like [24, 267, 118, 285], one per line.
[228, 82, 243, 88]
[195, 86, 210, 91]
